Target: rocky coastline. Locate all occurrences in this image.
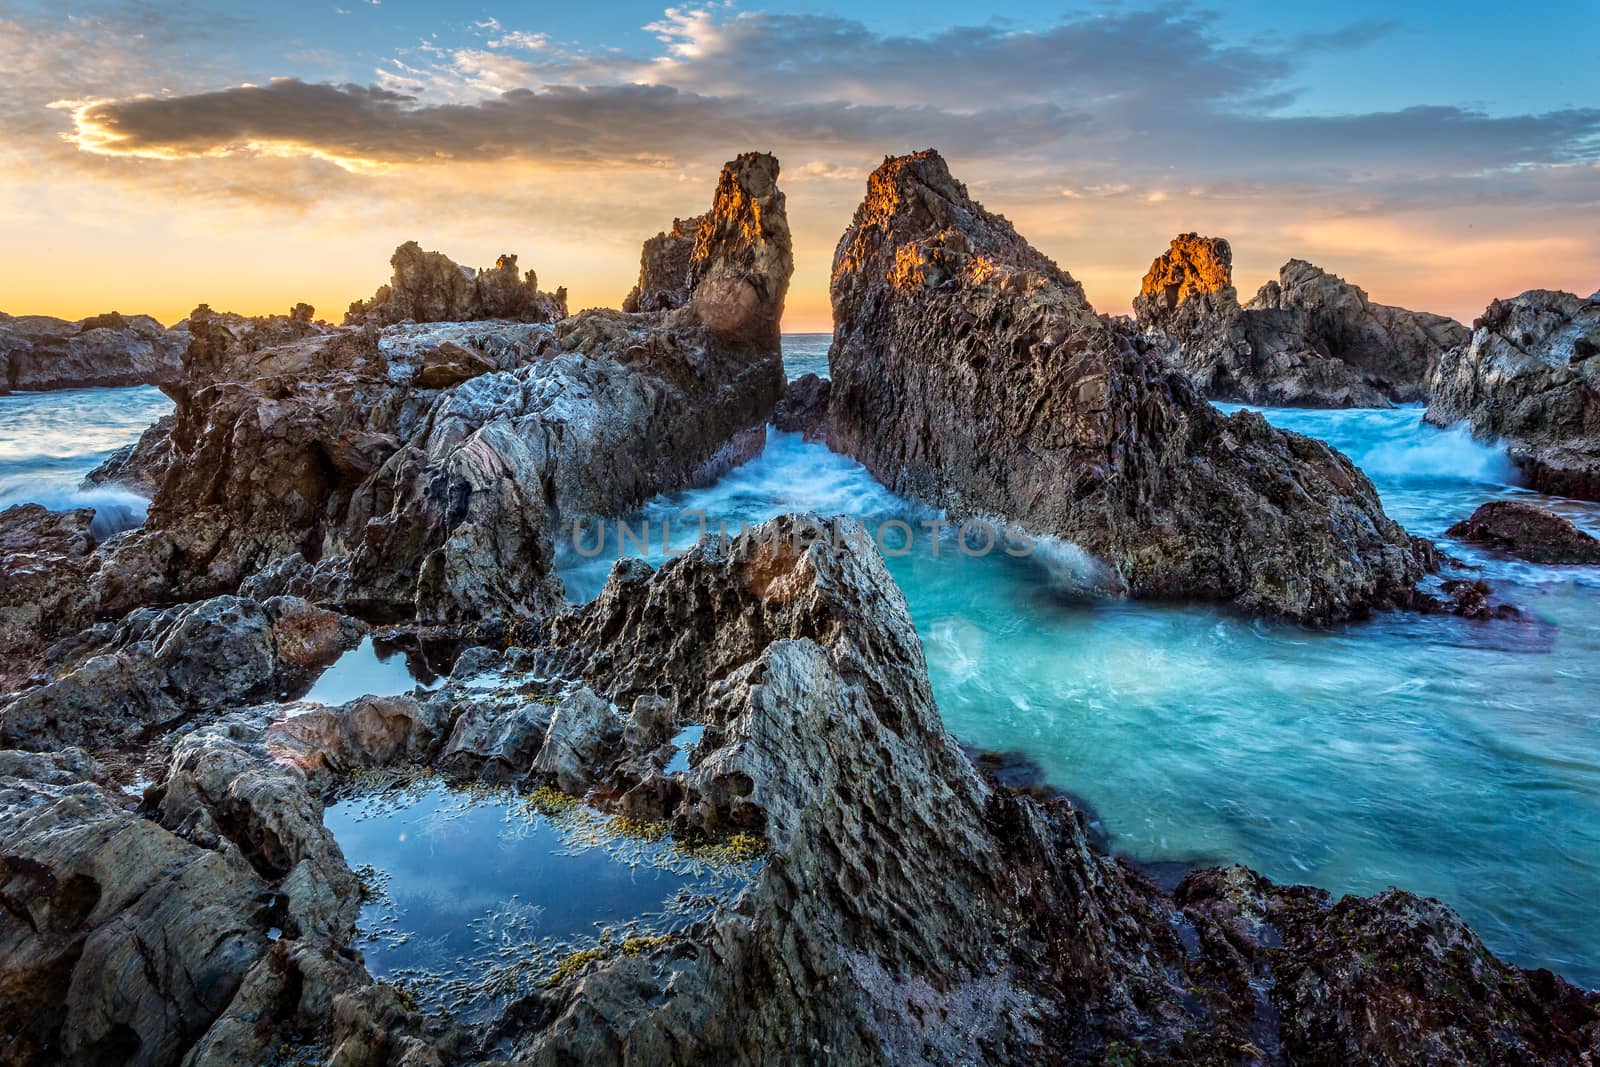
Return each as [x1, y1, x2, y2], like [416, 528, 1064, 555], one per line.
[0, 311, 189, 394]
[1133, 234, 1468, 408]
[1, 149, 1598, 1066]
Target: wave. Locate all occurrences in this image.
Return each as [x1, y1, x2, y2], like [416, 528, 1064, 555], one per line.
[0, 480, 151, 538]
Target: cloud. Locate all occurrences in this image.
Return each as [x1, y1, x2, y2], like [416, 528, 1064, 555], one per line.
[3, 3, 1598, 327]
[53, 4, 1600, 195]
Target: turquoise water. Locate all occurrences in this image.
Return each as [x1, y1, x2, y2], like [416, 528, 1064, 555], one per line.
[5, 354, 1597, 989]
[0, 385, 172, 536]
[562, 336, 1600, 990]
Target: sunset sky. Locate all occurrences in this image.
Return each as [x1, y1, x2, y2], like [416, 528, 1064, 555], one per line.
[2, 0, 1596, 331]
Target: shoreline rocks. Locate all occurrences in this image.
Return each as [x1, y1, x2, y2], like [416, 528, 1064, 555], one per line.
[1134, 235, 1467, 407]
[1448, 499, 1600, 564]
[1, 516, 1595, 1065]
[825, 150, 1431, 624]
[0, 311, 188, 394]
[1427, 289, 1600, 500]
[85, 152, 791, 627]
[345, 242, 567, 326]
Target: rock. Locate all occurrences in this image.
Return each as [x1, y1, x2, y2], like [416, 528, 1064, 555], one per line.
[530, 688, 620, 794]
[1134, 236, 1468, 407]
[345, 243, 567, 326]
[0, 730, 364, 1067]
[622, 216, 702, 312]
[1426, 289, 1600, 500]
[0, 311, 188, 393]
[0, 595, 348, 751]
[493, 514, 1595, 1063]
[91, 154, 791, 628]
[1447, 499, 1600, 564]
[771, 373, 830, 439]
[266, 694, 438, 783]
[825, 151, 1429, 624]
[0, 504, 99, 688]
[82, 414, 175, 494]
[0, 749, 271, 1065]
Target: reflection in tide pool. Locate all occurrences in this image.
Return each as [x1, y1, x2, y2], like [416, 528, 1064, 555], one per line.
[301, 637, 441, 706]
[325, 780, 757, 1015]
[0, 386, 173, 536]
[557, 367, 1600, 987]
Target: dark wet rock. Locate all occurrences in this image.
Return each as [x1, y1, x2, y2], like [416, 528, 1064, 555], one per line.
[454, 514, 1594, 1064]
[91, 153, 791, 628]
[1448, 499, 1600, 564]
[825, 151, 1430, 624]
[1427, 289, 1600, 500]
[0, 504, 99, 688]
[0, 730, 361, 1067]
[1412, 577, 1521, 621]
[0, 595, 349, 751]
[345, 242, 567, 327]
[622, 215, 701, 312]
[771, 372, 830, 439]
[83, 414, 175, 494]
[1134, 236, 1467, 407]
[0, 311, 188, 393]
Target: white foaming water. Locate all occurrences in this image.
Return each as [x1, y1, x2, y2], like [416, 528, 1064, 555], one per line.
[555, 352, 1600, 989]
[6, 345, 1600, 990]
[0, 386, 172, 535]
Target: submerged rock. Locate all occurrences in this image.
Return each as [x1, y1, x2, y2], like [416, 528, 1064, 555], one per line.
[345, 242, 567, 326]
[1448, 499, 1600, 564]
[1427, 289, 1600, 500]
[825, 151, 1429, 624]
[0, 311, 188, 393]
[1134, 235, 1467, 407]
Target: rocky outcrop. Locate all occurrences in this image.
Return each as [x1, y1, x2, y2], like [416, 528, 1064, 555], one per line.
[0, 311, 188, 393]
[622, 216, 701, 312]
[0, 595, 351, 751]
[403, 515, 1595, 1063]
[345, 242, 567, 326]
[82, 414, 176, 494]
[1134, 237, 1467, 407]
[0, 505, 100, 690]
[1447, 500, 1600, 564]
[825, 151, 1429, 624]
[3, 516, 1594, 1065]
[90, 153, 791, 627]
[1426, 289, 1600, 499]
[0, 729, 362, 1067]
[772, 373, 830, 439]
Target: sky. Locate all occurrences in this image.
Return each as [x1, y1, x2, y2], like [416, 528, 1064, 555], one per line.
[1, 0, 1596, 331]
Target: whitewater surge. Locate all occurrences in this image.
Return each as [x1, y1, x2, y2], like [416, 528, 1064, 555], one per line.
[0, 385, 172, 536]
[553, 355, 1600, 990]
[5, 347, 1600, 989]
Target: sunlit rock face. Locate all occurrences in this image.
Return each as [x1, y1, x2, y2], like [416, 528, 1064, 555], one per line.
[1134, 235, 1468, 407]
[345, 242, 568, 326]
[622, 216, 701, 312]
[1427, 288, 1600, 500]
[87, 153, 791, 628]
[0, 311, 188, 394]
[826, 149, 1429, 624]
